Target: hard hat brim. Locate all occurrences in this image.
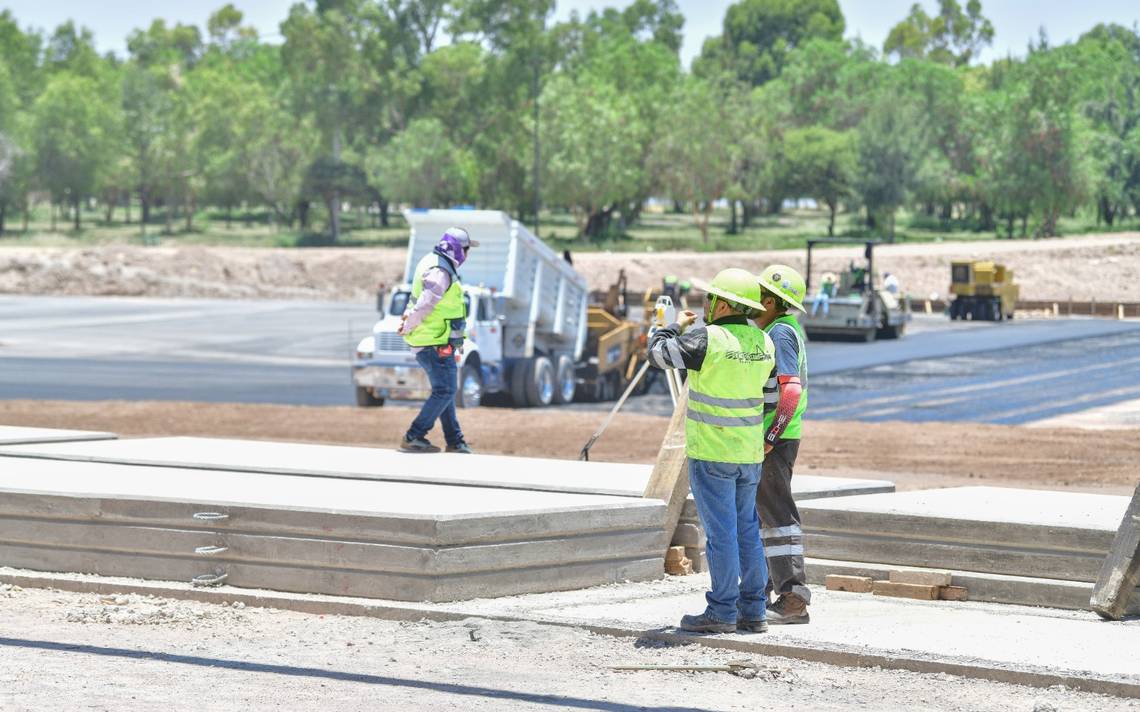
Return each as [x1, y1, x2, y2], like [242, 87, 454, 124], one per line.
[690, 278, 766, 312]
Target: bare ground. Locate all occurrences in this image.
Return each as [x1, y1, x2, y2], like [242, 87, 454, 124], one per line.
[3, 400, 1137, 495]
[1, 232, 1138, 303]
[2, 585, 1134, 711]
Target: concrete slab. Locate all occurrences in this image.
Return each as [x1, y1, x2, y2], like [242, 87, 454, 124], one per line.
[0, 436, 896, 500]
[800, 487, 1130, 583]
[0, 425, 116, 445]
[802, 486, 1126, 530]
[516, 580, 1140, 681]
[0, 457, 665, 601]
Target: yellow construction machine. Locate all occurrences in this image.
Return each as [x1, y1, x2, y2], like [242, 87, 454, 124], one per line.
[948, 260, 1019, 321]
[578, 270, 650, 401]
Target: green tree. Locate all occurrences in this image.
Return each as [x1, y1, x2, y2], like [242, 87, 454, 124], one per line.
[856, 92, 929, 240]
[281, 2, 378, 240]
[44, 21, 103, 78]
[126, 19, 203, 69]
[0, 11, 43, 108]
[884, 0, 994, 66]
[650, 78, 736, 243]
[121, 64, 174, 229]
[694, 0, 844, 86]
[776, 126, 856, 235]
[31, 73, 115, 230]
[539, 74, 643, 238]
[1074, 25, 1140, 225]
[371, 118, 474, 208]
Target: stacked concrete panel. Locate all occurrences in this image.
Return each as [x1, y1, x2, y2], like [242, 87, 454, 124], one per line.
[0, 436, 897, 576]
[0, 426, 116, 445]
[798, 487, 1140, 609]
[0, 456, 665, 602]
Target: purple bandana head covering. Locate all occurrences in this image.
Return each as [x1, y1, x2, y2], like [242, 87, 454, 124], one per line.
[435, 227, 477, 266]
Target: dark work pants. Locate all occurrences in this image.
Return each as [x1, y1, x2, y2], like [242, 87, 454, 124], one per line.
[757, 439, 810, 604]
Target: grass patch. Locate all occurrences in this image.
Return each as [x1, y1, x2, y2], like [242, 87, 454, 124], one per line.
[2, 202, 1136, 252]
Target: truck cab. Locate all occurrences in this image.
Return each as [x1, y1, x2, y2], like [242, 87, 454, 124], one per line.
[352, 284, 504, 408]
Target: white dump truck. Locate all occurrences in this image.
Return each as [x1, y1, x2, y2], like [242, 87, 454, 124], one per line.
[352, 209, 589, 408]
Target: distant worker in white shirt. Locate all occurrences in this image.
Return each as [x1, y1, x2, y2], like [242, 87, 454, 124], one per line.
[883, 272, 900, 296]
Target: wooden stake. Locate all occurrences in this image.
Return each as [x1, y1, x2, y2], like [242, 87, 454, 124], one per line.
[643, 389, 690, 553]
[1090, 483, 1140, 620]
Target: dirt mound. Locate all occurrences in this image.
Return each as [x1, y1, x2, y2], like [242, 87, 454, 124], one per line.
[1, 232, 1138, 303]
[0, 245, 405, 301]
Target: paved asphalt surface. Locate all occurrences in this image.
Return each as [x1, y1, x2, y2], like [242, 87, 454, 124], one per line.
[1, 295, 1138, 424]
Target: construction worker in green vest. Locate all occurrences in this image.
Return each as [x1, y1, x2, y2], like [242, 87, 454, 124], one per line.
[753, 264, 811, 624]
[397, 228, 478, 454]
[647, 268, 777, 634]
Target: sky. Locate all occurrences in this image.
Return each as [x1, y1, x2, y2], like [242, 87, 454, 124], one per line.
[5, 0, 1139, 67]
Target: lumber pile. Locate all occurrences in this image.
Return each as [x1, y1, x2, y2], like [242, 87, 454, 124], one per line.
[826, 570, 968, 602]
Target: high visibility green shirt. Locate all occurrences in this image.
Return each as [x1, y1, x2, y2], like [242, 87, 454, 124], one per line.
[686, 322, 775, 464]
[763, 314, 809, 440]
[404, 253, 466, 348]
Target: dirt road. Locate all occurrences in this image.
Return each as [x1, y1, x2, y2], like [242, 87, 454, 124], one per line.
[2, 400, 1136, 494]
[3, 585, 1132, 711]
[2, 232, 1137, 302]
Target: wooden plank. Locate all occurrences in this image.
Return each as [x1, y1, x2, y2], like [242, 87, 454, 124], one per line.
[826, 575, 874, 593]
[940, 586, 969, 602]
[890, 570, 953, 587]
[643, 389, 690, 554]
[1090, 483, 1140, 620]
[872, 580, 939, 600]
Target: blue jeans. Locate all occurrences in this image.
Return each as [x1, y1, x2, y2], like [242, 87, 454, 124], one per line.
[811, 292, 830, 317]
[687, 459, 767, 623]
[406, 348, 464, 447]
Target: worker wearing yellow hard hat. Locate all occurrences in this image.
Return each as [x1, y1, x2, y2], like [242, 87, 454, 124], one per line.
[753, 264, 811, 625]
[646, 267, 777, 634]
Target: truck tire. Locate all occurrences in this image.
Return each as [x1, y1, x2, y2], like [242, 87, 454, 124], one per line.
[526, 356, 556, 408]
[355, 386, 384, 407]
[509, 359, 533, 408]
[553, 355, 577, 404]
[456, 360, 483, 409]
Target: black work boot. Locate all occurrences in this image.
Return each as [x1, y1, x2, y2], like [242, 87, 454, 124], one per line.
[736, 618, 769, 634]
[766, 593, 810, 625]
[446, 441, 474, 454]
[679, 613, 735, 634]
[399, 435, 440, 453]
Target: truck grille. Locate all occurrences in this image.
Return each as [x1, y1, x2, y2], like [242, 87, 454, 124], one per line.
[375, 333, 410, 353]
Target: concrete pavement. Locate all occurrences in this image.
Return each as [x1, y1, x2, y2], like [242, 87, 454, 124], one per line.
[3, 567, 1136, 697]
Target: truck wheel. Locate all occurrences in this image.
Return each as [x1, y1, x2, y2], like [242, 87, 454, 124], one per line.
[355, 386, 384, 407]
[456, 361, 483, 409]
[526, 356, 556, 407]
[553, 355, 577, 404]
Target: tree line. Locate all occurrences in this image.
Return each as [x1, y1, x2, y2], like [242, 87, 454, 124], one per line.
[0, 0, 1137, 243]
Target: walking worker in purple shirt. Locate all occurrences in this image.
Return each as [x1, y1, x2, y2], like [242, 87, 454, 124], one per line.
[397, 227, 478, 454]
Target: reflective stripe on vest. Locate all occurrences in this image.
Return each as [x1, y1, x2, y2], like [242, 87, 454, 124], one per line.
[685, 322, 775, 464]
[763, 314, 809, 440]
[404, 252, 466, 348]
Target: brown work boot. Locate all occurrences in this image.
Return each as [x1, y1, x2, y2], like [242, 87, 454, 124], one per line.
[766, 593, 810, 625]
